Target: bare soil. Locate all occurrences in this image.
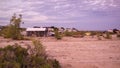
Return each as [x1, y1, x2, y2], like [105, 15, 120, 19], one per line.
[0, 36, 120, 68]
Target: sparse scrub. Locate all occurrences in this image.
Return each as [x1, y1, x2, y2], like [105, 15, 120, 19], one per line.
[0, 30, 2, 36]
[116, 31, 120, 38]
[32, 39, 46, 57]
[90, 32, 97, 38]
[2, 25, 23, 40]
[54, 28, 62, 40]
[0, 41, 61, 68]
[79, 31, 85, 37]
[64, 31, 85, 37]
[117, 35, 120, 37]
[97, 33, 102, 40]
[64, 30, 73, 36]
[104, 32, 112, 39]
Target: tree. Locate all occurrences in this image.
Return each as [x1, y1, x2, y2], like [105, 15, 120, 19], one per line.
[2, 14, 23, 40]
[10, 13, 22, 28]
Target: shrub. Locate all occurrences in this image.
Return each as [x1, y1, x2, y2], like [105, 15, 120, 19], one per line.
[1, 25, 23, 40]
[117, 35, 120, 37]
[116, 31, 120, 38]
[117, 35, 120, 40]
[0, 30, 2, 36]
[97, 33, 102, 40]
[79, 31, 85, 37]
[64, 30, 73, 36]
[32, 39, 46, 57]
[52, 59, 61, 68]
[105, 32, 112, 39]
[54, 28, 62, 40]
[0, 42, 61, 68]
[90, 32, 97, 36]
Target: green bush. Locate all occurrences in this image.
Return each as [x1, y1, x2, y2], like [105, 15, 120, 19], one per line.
[64, 30, 73, 36]
[32, 39, 46, 57]
[64, 31, 85, 38]
[0, 42, 61, 68]
[1, 25, 23, 40]
[54, 28, 62, 40]
[1, 14, 24, 40]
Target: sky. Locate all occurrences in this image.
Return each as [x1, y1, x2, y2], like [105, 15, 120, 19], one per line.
[0, 0, 120, 30]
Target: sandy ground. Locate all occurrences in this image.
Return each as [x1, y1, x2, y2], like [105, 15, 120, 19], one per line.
[0, 36, 120, 68]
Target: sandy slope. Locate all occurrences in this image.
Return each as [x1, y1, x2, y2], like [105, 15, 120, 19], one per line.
[0, 36, 120, 68]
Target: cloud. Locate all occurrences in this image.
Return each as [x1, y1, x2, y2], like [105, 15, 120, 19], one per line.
[83, 0, 118, 10]
[21, 11, 49, 23]
[23, 15, 48, 23]
[0, 0, 120, 30]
